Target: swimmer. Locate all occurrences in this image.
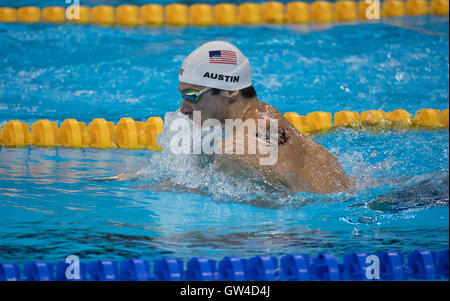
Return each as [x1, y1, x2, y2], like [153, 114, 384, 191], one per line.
[92, 41, 350, 194]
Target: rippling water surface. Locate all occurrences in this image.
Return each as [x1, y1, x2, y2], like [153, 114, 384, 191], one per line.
[0, 16, 448, 263]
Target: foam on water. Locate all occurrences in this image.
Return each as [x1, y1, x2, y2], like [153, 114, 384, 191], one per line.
[136, 112, 293, 208]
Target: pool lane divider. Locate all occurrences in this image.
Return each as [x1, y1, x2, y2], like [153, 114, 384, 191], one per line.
[0, 249, 448, 281]
[0, 1, 448, 26]
[285, 108, 448, 134]
[0, 108, 448, 149]
[0, 117, 163, 150]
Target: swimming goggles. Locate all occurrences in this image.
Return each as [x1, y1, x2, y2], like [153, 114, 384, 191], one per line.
[181, 87, 212, 104]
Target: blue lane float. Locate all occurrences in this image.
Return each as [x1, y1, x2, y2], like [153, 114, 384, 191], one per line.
[280, 254, 310, 281]
[407, 249, 438, 280]
[0, 263, 21, 281]
[120, 258, 152, 281]
[342, 252, 370, 281]
[437, 249, 449, 279]
[23, 262, 54, 281]
[0, 249, 448, 281]
[218, 256, 247, 281]
[154, 258, 184, 281]
[88, 260, 119, 281]
[56, 261, 90, 281]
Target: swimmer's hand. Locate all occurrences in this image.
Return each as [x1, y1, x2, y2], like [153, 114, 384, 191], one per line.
[88, 172, 139, 182]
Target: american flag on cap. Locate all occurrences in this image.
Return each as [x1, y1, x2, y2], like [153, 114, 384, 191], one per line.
[209, 50, 237, 65]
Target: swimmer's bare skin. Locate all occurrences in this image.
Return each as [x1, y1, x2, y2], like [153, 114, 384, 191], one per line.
[179, 82, 350, 194]
[89, 171, 139, 182]
[213, 100, 350, 194]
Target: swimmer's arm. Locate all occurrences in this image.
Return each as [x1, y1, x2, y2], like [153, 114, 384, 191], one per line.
[88, 171, 140, 182]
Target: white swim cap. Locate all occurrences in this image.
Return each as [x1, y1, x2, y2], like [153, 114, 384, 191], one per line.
[179, 41, 252, 91]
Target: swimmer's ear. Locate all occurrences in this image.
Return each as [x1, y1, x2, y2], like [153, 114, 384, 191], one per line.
[224, 90, 240, 103]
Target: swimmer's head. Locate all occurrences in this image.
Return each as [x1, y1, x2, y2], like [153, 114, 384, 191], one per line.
[179, 41, 252, 91]
[178, 41, 257, 123]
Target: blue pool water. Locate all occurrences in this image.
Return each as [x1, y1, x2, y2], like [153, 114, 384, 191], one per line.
[0, 15, 449, 264]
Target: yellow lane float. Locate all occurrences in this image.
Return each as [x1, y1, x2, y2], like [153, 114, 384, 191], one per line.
[140, 4, 163, 26]
[361, 110, 387, 124]
[17, 6, 41, 23]
[0, 7, 17, 22]
[165, 4, 188, 26]
[358, 0, 381, 20]
[214, 3, 238, 26]
[334, 111, 360, 127]
[238, 3, 262, 24]
[283, 112, 310, 134]
[310, 1, 334, 23]
[1, 121, 31, 147]
[335, 1, 358, 22]
[414, 108, 442, 128]
[190, 4, 214, 27]
[30, 120, 59, 147]
[261, 1, 285, 23]
[42, 6, 66, 23]
[87, 118, 116, 149]
[386, 109, 412, 126]
[406, 0, 429, 15]
[92, 5, 115, 25]
[116, 5, 139, 26]
[430, 0, 449, 15]
[286, 1, 309, 23]
[383, 0, 406, 17]
[58, 119, 90, 148]
[306, 111, 333, 131]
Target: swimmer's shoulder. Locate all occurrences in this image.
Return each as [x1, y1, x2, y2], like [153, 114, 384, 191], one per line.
[246, 101, 293, 130]
[252, 101, 283, 118]
[251, 101, 311, 143]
